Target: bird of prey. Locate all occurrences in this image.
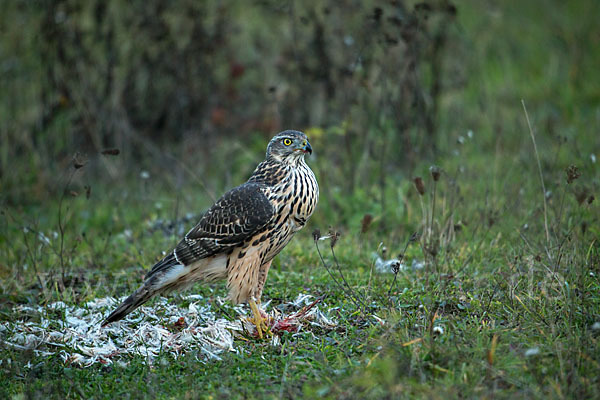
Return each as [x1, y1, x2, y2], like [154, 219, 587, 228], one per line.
[102, 130, 319, 338]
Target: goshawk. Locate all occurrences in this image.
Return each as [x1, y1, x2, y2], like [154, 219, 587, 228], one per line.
[102, 130, 319, 337]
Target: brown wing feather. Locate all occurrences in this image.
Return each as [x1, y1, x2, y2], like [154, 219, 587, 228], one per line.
[145, 183, 274, 279]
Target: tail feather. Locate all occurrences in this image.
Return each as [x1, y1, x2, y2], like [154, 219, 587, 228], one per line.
[145, 252, 177, 280]
[101, 284, 155, 326]
[102, 252, 226, 326]
[103, 253, 182, 327]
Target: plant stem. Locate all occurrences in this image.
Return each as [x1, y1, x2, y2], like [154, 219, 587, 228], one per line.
[521, 99, 550, 244]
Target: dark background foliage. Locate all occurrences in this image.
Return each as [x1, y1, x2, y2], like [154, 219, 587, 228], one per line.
[3, 0, 598, 229]
[2, 0, 463, 205]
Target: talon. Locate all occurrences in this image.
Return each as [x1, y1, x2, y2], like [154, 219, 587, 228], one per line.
[248, 298, 271, 339]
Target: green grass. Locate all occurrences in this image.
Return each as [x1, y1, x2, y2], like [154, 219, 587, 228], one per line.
[1, 0, 600, 398]
[1, 155, 598, 399]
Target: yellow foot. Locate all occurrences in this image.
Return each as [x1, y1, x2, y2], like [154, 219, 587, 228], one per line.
[248, 298, 271, 339]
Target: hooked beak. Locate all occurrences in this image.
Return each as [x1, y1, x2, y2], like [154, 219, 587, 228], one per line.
[302, 141, 313, 155]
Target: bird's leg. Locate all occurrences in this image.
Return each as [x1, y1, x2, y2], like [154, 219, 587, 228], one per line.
[248, 297, 270, 339]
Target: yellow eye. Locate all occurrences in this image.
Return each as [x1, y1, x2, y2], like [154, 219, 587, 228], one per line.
[283, 138, 292, 146]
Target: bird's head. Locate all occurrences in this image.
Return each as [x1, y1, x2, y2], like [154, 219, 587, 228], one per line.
[266, 130, 313, 164]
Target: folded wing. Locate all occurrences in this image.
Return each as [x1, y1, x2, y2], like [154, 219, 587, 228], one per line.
[146, 183, 274, 279]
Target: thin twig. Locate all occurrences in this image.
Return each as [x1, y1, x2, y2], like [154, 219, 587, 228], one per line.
[57, 168, 76, 290]
[521, 99, 550, 244]
[313, 239, 365, 314]
[419, 196, 427, 242]
[330, 246, 368, 310]
[429, 177, 439, 274]
[387, 233, 418, 297]
[22, 227, 47, 297]
[367, 242, 384, 297]
[430, 180, 437, 243]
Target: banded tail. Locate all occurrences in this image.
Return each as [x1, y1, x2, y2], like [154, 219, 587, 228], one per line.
[101, 284, 155, 326]
[102, 253, 179, 326]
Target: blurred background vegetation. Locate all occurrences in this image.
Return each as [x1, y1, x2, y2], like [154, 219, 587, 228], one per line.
[3, 0, 596, 224]
[1, 1, 600, 397]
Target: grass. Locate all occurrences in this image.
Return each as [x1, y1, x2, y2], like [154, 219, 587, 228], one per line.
[1, 141, 598, 398]
[1, 0, 600, 398]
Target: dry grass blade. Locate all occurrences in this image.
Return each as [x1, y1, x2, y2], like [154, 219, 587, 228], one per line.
[312, 235, 368, 314]
[521, 99, 550, 244]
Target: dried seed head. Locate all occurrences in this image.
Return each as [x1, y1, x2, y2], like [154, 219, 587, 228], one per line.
[360, 214, 373, 233]
[409, 232, 421, 242]
[328, 228, 340, 248]
[413, 177, 425, 195]
[566, 165, 581, 184]
[429, 165, 441, 181]
[588, 195, 595, 205]
[312, 229, 321, 242]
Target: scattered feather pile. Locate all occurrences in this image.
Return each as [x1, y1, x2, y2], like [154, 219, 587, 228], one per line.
[0, 293, 336, 367]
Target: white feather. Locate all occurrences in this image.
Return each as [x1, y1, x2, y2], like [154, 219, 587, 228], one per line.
[159, 264, 186, 285]
[158, 254, 228, 287]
